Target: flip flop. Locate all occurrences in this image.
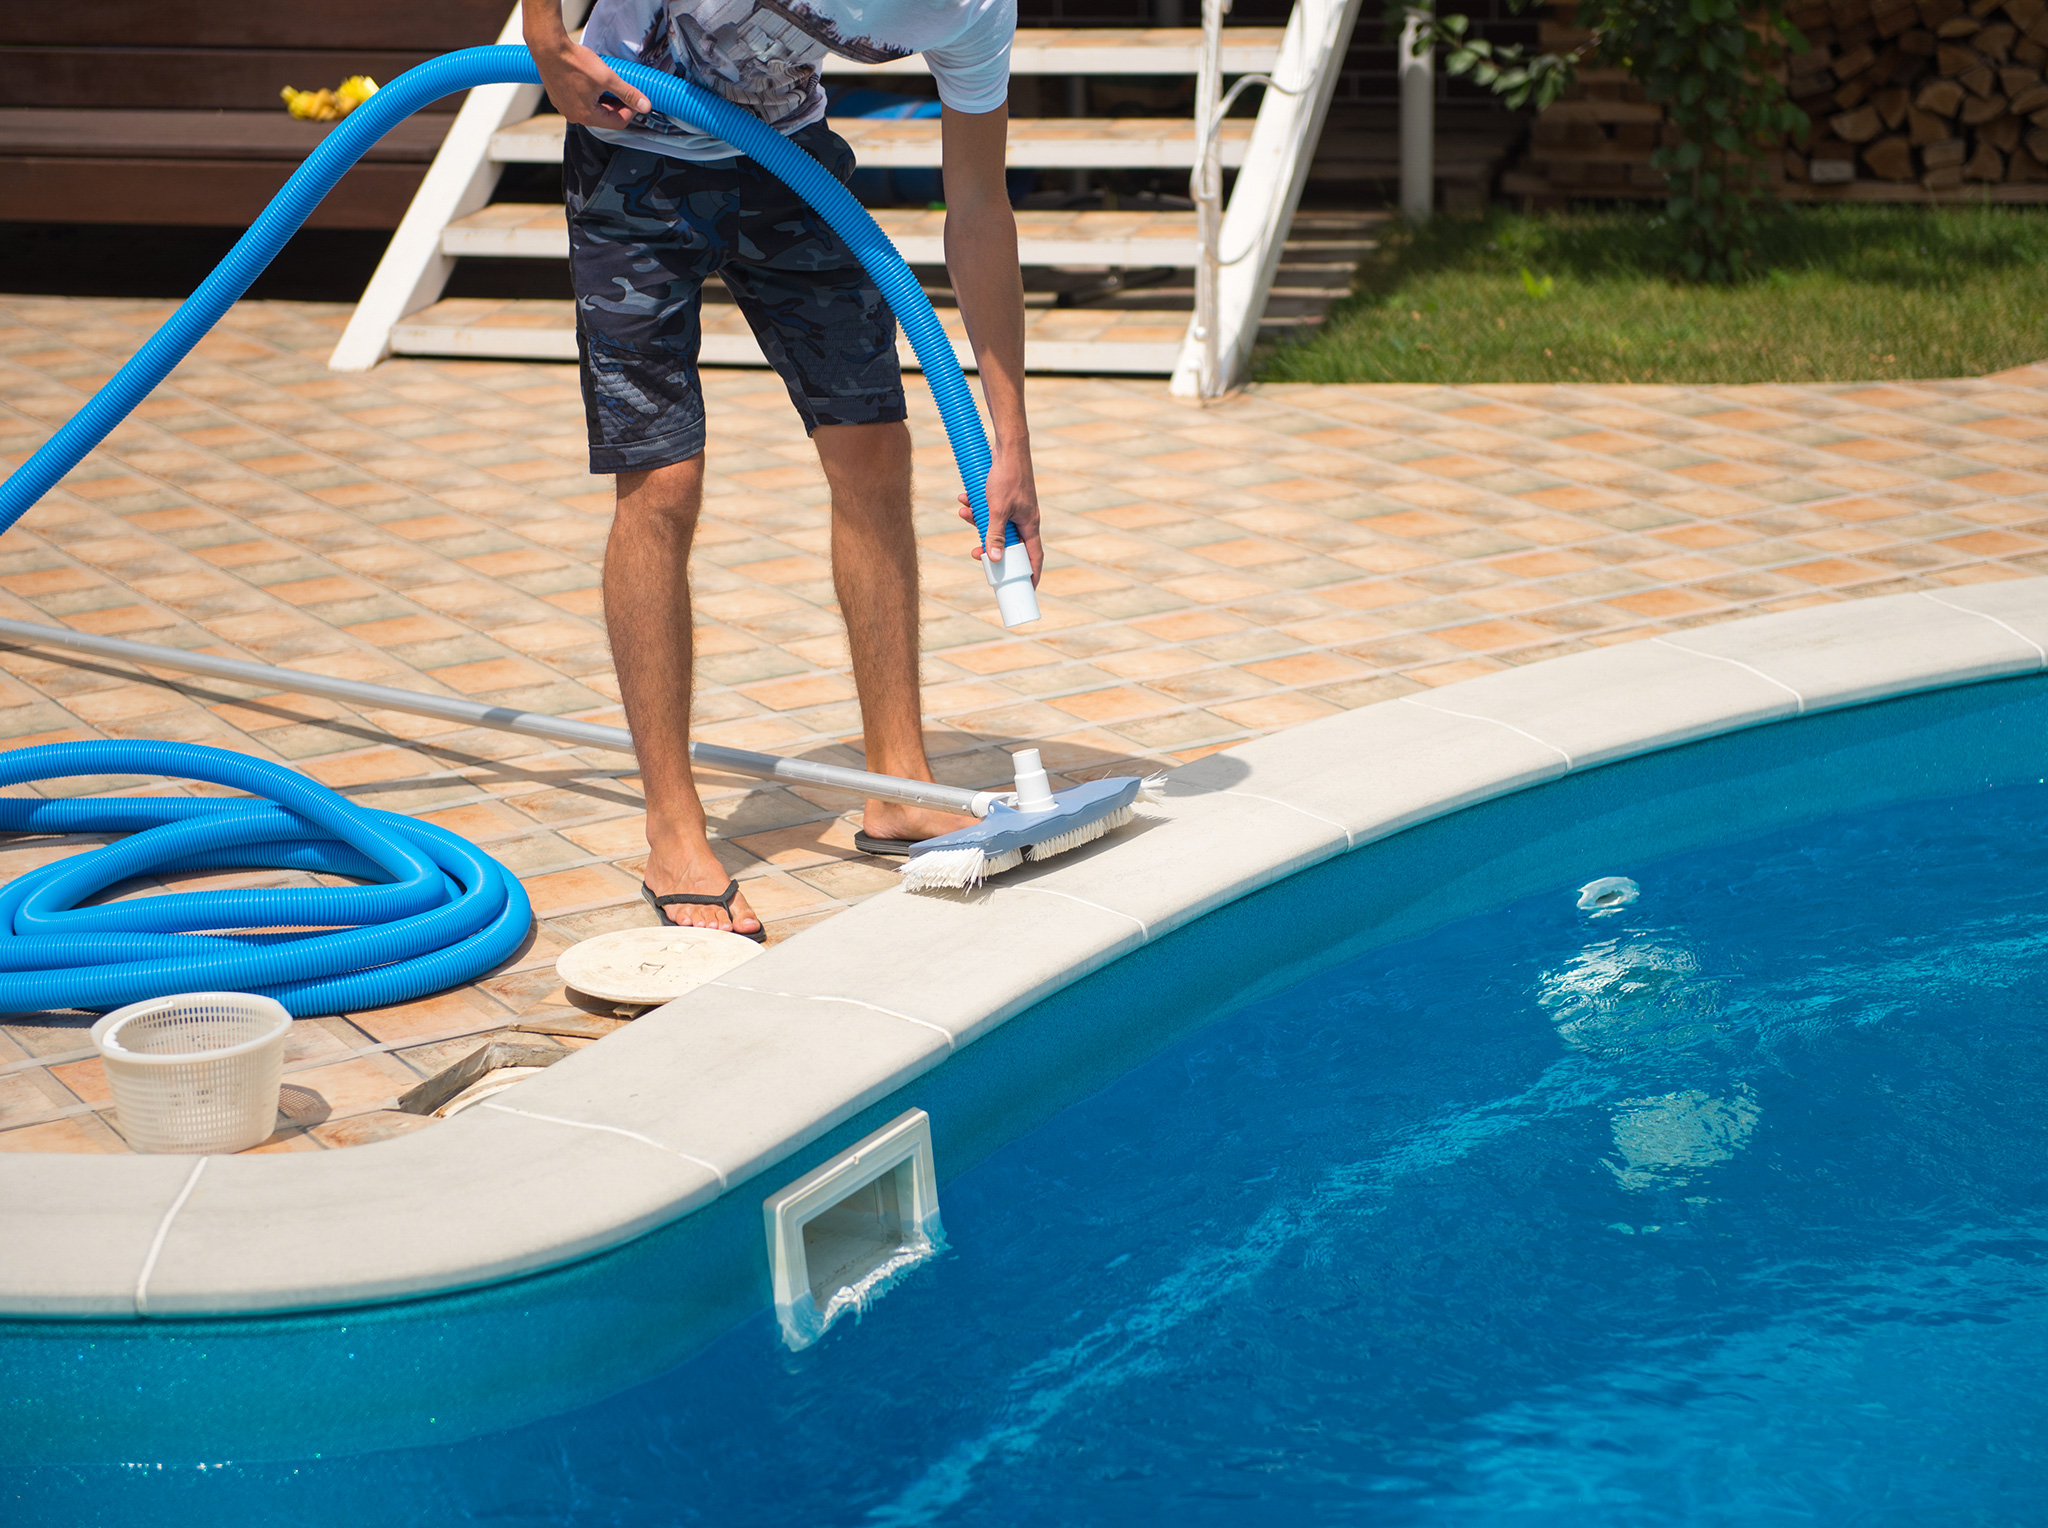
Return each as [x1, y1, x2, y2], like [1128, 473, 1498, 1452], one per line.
[640, 878, 767, 943]
[853, 831, 921, 859]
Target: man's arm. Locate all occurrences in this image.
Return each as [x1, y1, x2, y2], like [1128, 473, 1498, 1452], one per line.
[941, 104, 1041, 584]
[521, 0, 650, 127]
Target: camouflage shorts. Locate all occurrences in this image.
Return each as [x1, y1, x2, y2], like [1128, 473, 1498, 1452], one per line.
[564, 122, 906, 475]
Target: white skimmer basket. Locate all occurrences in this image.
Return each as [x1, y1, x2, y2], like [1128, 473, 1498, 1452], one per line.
[90, 992, 292, 1154]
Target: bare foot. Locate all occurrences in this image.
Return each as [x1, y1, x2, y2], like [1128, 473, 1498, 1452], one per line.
[863, 799, 979, 844]
[642, 840, 761, 937]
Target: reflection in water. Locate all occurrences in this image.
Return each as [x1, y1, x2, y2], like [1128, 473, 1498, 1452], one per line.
[1535, 929, 1723, 1058]
[1536, 915, 1757, 1195]
[1606, 1088, 1760, 1191]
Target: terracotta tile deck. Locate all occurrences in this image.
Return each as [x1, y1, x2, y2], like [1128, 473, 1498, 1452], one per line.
[2, 294, 2045, 1153]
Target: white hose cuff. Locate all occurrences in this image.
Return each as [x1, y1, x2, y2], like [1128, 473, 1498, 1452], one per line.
[984, 540, 1040, 627]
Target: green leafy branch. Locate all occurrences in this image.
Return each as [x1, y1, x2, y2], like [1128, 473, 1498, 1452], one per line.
[1411, 10, 1586, 110]
[1393, 0, 1810, 282]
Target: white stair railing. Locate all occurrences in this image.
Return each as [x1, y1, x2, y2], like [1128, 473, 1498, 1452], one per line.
[1170, 0, 1366, 399]
[331, 2, 1360, 384]
[328, 2, 588, 373]
[1189, 0, 1229, 400]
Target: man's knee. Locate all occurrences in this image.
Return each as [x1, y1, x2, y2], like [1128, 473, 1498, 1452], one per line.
[615, 455, 707, 527]
[815, 421, 912, 488]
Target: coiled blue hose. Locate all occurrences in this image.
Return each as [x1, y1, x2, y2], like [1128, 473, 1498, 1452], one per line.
[0, 48, 1025, 1013]
[0, 44, 1016, 557]
[0, 742, 531, 1015]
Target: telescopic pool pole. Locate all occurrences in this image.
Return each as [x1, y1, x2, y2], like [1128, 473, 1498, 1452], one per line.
[0, 614, 1003, 817]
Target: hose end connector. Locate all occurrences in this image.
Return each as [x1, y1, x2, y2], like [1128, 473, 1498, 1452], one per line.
[1010, 747, 1057, 814]
[985, 540, 1040, 628]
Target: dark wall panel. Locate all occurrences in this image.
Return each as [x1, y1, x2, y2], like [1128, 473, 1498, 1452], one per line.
[0, 48, 460, 112]
[0, 158, 429, 227]
[0, 108, 451, 162]
[0, 1, 512, 51]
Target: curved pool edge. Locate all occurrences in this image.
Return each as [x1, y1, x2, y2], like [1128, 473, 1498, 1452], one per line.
[6, 579, 2048, 1319]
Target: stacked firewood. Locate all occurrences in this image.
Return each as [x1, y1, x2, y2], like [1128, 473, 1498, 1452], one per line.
[1501, 15, 1677, 198]
[1788, 0, 2048, 188]
[1503, 0, 2048, 198]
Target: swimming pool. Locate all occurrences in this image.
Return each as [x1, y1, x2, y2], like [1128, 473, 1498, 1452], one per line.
[9, 587, 2048, 1520]
[9, 759, 2047, 1523]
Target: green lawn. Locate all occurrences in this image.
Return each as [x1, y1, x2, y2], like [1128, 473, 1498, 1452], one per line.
[1259, 204, 2048, 386]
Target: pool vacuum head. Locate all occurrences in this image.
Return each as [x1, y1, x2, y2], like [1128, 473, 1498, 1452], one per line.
[900, 750, 1164, 892]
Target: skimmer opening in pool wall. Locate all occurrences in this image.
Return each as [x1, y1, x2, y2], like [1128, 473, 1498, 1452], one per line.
[764, 1111, 945, 1351]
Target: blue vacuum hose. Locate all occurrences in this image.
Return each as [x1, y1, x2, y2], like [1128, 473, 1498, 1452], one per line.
[0, 45, 1037, 620]
[0, 50, 1048, 1013]
[0, 742, 531, 1016]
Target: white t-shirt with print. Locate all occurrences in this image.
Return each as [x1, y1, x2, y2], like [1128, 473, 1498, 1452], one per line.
[579, 0, 1014, 162]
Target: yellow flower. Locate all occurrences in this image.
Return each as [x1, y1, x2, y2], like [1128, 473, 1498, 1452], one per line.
[335, 76, 379, 113]
[279, 77, 377, 122]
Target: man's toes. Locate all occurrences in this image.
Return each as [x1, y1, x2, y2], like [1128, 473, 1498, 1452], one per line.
[663, 905, 722, 931]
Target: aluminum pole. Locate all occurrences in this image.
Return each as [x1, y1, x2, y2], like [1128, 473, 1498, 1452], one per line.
[0, 615, 996, 815]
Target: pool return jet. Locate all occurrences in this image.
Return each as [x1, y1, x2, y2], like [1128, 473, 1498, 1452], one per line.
[0, 46, 1163, 895]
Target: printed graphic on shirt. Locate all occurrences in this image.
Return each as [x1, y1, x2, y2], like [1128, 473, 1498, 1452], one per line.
[629, 0, 870, 138]
[759, 0, 914, 64]
[581, 0, 1013, 162]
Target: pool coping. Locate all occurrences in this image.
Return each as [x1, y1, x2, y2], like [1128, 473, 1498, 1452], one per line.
[6, 578, 2048, 1318]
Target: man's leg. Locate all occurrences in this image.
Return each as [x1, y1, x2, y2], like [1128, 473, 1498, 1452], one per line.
[605, 455, 761, 936]
[812, 421, 977, 843]
[717, 124, 973, 845]
[562, 124, 759, 932]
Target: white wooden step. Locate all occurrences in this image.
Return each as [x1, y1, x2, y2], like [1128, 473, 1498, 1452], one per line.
[392, 213, 1382, 376]
[821, 26, 1285, 76]
[444, 205, 1209, 267]
[489, 114, 1251, 170]
[389, 297, 1186, 374]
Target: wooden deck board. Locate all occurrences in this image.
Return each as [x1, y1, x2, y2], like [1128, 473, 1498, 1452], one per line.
[0, 108, 450, 163]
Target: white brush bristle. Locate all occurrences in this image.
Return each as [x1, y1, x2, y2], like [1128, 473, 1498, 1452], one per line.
[1022, 804, 1133, 862]
[900, 845, 1024, 891]
[981, 846, 1025, 878]
[900, 780, 1160, 891]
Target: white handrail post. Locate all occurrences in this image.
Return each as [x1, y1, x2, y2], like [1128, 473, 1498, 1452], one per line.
[1399, 9, 1434, 223]
[1190, 0, 1229, 400]
[1169, 0, 1365, 399]
[328, 2, 589, 372]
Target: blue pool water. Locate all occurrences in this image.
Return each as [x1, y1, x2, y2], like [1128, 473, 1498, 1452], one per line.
[11, 779, 2048, 1524]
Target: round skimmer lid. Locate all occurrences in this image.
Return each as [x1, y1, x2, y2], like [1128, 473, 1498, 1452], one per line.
[556, 925, 765, 1004]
